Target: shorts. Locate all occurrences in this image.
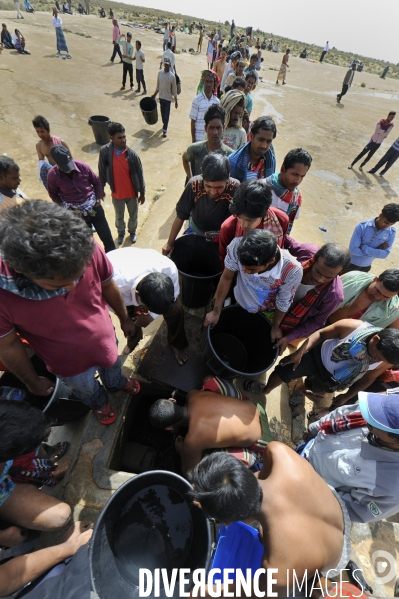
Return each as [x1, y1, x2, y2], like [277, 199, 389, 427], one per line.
[275, 346, 338, 394]
[321, 486, 352, 579]
[202, 376, 272, 466]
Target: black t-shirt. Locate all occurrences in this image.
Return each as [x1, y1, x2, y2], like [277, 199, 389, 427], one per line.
[176, 175, 239, 232]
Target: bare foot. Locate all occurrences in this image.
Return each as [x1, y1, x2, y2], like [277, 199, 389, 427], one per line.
[171, 346, 188, 366]
[60, 521, 93, 555]
[53, 458, 72, 481]
[61, 520, 93, 544]
[0, 525, 28, 548]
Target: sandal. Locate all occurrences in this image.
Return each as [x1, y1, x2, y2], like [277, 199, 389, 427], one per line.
[93, 402, 117, 425]
[307, 409, 320, 424]
[243, 380, 264, 394]
[42, 441, 70, 462]
[121, 377, 141, 395]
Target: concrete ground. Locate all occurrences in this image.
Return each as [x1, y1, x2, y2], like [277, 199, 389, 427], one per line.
[1, 9, 399, 595]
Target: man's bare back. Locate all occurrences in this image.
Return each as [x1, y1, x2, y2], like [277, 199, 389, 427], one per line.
[255, 443, 345, 593]
[36, 137, 70, 165]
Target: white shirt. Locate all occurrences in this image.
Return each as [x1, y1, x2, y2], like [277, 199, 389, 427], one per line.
[323, 42, 330, 52]
[321, 322, 382, 375]
[163, 27, 169, 40]
[135, 49, 145, 70]
[189, 92, 220, 142]
[293, 283, 315, 305]
[107, 248, 180, 319]
[161, 48, 175, 68]
[52, 16, 62, 27]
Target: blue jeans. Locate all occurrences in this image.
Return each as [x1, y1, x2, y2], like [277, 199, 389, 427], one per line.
[56, 356, 127, 409]
[369, 147, 399, 174]
[159, 98, 171, 132]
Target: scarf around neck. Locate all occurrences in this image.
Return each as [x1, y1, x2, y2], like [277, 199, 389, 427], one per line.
[0, 255, 67, 300]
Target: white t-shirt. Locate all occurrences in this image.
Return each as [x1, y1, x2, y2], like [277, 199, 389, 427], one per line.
[52, 16, 62, 27]
[321, 322, 382, 375]
[323, 42, 330, 52]
[293, 283, 315, 305]
[107, 247, 180, 320]
[135, 49, 145, 70]
[162, 48, 175, 68]
[163, 27, 170, 41]
[221, 127, 247, 151]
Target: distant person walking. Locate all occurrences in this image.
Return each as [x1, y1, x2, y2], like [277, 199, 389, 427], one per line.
[110, 19, 122, 63]
[84, 0, 89, 14]
[380, 66, 389, 79]
[230, 19, 235, 40]
[14, 0, 23, 18]
[197, 26, 203, 53]
[133, 40, 146, 94]
[336, 64, 356, 103]
[276, 48, 290, 85]
[152, 57, 178, 138]
[163, 22, 169, 51]
[207, 33, 216, 69]
[320, 41, 329, 62]
[368, 137, 399, 177]
[348, 111, 395, 170]
[52, 8, 71, 59]
[119, 31, 134, 91]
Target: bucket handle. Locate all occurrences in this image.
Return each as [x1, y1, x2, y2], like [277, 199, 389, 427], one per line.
[206, 358, 225, 376]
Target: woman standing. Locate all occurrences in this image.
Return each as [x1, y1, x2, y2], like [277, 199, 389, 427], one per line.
[276, 48, 289, 85]
[52, 7, 71, 59]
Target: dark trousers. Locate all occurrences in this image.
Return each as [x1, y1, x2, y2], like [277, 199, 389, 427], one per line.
[351, 141, 380, 167]
[136, 68, 146, 91]
[111, 42, 122, 62]
[126, 298, 188, 351]
[369, 147, 399, 175]
[159, 98, 171, 132]
[122, 62, 133, 87]
[320, 50, 327, 62]
[82, 203, 115, 253]
[337, 83, 349, 100]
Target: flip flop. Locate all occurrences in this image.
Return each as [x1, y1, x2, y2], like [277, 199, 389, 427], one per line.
[243, 380, 264, 394]
[121, 378, 141, 395]
[93, 402, 117, 425]
[42, 441, 70, 462]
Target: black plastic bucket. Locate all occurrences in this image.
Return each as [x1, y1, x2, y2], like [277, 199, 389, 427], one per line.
[140, 97, 158, 125]
[170, 235, 222, 309]
[204, 305, 279, 378]
[90, 470, 212, 599]
[88, 115, 110, 145]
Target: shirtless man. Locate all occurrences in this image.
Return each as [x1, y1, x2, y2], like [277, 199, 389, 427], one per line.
[329, 269, 399, 329]
[32, 115, 70, 189]
[213, 47, 227, 95]
[149, 376, 271, 473]
[189, 446, 349, 597]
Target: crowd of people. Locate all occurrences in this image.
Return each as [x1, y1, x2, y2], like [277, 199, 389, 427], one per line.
[0, 10, 399, 599]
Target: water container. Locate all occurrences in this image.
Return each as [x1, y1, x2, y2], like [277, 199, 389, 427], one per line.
[88, 115, 110, 145]
[90, 470, 212, 598]
[211, 521, 264, 581]
[140, 97, 158, 125]
[203, 305, 278, 378]
[170, 235, 222, 309]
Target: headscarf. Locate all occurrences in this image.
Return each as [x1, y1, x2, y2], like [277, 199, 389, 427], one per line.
[220, 89, 245, 128]
[196, 69, 220, 95]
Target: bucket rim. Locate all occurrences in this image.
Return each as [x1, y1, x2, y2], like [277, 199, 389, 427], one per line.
[206, 305, 279, 377]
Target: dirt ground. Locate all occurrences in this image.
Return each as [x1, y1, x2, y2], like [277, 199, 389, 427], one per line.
[2, 11, 399, 594]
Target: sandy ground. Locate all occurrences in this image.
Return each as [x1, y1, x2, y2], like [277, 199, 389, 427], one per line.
[2, 12, 399, 592]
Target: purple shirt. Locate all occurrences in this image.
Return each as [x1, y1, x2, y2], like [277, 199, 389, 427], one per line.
[112, 24, 120, 43]
[284, 235, 344, 342]
[47, 160, 103, 206]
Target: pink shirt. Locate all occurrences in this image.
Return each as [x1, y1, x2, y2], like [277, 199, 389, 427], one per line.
[0, 243, 118, 377]
[112, 24, 120, 43]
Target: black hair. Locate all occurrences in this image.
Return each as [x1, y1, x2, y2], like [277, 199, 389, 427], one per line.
[314, 244, 351, 271]
[378, 269, 399, 292]
[381, 203, 399, 223]
[204, 104, 226, 126]
[202, 153, 230, 182]
[237, 229, 277, 267]
[232, 77, 246, 89]
[32, 115, 50, 131]
[375, 329, 399, 365]
[283, 148, 312, 170]
[167, 41, 171, 48]
[0, 156, 19, 177]
[388, 432, 399, 443]
[388, 111, 396, 116]
[136, 273, 175, 314]
[187, 452, 263, 522]
[242, 110, 250, 122]
[251, 116, 277, 138]
[230, 180, 271, 219]
[136, 40, 141, 48]
[108, 121, 125, 136]
[149, 399, 184, 428]
[0, 200, 95, 280]
[250, 53, 258, 61]
[245, 71, 257, 82]
[224, 85, 232, 94]
[0, 400, 52, 462]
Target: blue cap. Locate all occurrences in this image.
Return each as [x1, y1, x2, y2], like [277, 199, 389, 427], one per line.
[358, 392, 399, 434]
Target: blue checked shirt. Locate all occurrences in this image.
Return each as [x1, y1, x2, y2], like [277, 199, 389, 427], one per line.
[349, 218, 396, 267]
